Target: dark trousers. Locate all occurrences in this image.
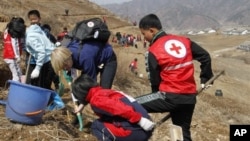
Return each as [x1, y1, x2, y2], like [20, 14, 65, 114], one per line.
[98, 55, 117, 89]
[52, 74, 60, 89]
[91, 119, 152, 141]
[136, 92, 195, 141]
[26, 61, 55, 90]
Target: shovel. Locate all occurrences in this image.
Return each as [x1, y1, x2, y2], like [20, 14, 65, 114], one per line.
[56, 71, 65, 96]
[154, 70, 225, 141]
[156, 70, 225, 127]
[21, 54, 31, 84]
[71, 91, 84, 131]
[65, 69, 84, 132]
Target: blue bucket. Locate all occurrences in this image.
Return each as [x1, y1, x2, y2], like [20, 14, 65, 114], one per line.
[5, 80, 53, 125]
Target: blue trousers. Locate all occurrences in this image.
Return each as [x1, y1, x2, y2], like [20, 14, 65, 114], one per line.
[91, 119, 152, 141]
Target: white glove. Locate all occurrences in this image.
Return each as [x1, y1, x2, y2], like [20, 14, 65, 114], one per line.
[138, 117, 155, 131]
[15, 57, 20, 63]
[201, 83, 212, 89]
[31, 66, 41, 79]
[98, 63, 104, 69]
[74, 104, 85, 113]
[55, 42, 61, 47]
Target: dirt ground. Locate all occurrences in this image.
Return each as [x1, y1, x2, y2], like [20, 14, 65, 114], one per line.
[1, 26, 250, 141]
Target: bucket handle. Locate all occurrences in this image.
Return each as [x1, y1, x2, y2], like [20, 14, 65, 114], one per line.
[25, 110, 43, 116]
[7, 101, 44, 116]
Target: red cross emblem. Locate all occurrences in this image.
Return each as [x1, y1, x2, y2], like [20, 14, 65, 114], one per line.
[170, 43, 182, 54]
[164, 40, 186, 58]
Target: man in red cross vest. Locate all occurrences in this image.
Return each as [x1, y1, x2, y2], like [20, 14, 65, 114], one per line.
[136, 14, 214, 141]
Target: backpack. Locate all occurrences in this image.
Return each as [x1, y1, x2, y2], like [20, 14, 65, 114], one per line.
[67, 17, 111, 43]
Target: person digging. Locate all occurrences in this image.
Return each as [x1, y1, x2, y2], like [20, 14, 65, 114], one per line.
[71, 74, 154, 141]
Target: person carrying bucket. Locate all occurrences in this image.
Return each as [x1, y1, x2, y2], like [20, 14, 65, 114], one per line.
[71, 74, 155, 141]
[3, 17, 26, 82]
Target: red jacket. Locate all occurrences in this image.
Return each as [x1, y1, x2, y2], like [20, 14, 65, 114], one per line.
[3, 30, 22, 59]
[57, 31, 68, 41]
[86, 86, 150, 137]
[149, 34, 196, 94]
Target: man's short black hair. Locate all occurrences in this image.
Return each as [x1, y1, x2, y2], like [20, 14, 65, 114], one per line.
[71, 74, 98, 104]
[139, 14, 162, 30]
[28, 9, 41, 18]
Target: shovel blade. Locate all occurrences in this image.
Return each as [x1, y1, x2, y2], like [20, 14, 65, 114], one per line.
[169, 124, 183, 141]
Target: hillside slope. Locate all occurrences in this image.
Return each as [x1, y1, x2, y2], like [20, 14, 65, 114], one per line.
[0, 0, 132, 35]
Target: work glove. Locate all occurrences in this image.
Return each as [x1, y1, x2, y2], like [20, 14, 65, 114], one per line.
[15, 57, 20, 63]
[31, 66, 41, 79]
[74, 103, 85, 113]
[46, 92, 65, 111]
[201, 83, 212, 89]
[55, 42, 61, 47]
[98, 63, 104, 69]
[138, 117, 155, 131]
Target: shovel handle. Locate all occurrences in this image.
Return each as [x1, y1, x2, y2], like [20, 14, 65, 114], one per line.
[155, 114, 171, 127]
[197, 70, 225, 94]
[25, 110, 43, 116]
[69, 83, 84, 131]
[24, 54, 32, 84]
[156, 70, 225, 127]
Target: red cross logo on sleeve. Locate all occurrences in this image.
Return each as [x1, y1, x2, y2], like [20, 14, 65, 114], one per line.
[164, 40, 186, 58]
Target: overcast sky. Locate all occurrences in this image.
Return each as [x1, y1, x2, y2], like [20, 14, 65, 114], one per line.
[89, 0, 132, 5]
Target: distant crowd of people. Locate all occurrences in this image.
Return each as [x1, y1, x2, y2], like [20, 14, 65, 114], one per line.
[111, 31, 144, 48]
